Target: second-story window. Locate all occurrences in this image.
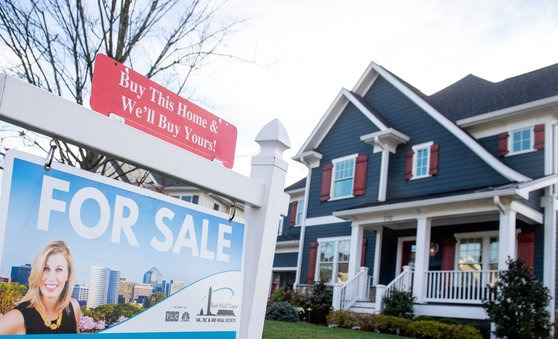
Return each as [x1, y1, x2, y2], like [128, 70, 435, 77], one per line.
[405, 142, 439, 180]
[332, 155, 356, 199]
[510, 127, 533, 154]
[498, 124, 544, 157]
[295, 199, 304, 226]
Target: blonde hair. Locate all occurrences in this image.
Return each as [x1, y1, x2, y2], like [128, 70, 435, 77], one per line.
[19, 240, 76, 313]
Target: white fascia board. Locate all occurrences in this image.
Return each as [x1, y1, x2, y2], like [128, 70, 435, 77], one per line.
[517, 174, 558, 197]
[333, 187, 529, 219]
[292, 150, 322, 168]
[372, 64, 531, 183]
[305, 215, 347, 226]
[352, 61, 380, 95]
[0, 74, 265, 207]
[457, 95, 558, 128]
[295, 89, 348, 158]
[342, 89, 388, 130]
[272, 267, 297, 272]
[286, 187, 305, 195]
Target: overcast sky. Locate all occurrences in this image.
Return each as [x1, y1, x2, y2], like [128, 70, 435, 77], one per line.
[183, 0, 558, 186]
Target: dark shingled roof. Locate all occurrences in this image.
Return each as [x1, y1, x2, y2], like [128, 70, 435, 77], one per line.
[428, 63, 558, 122]
[285, 177, 306, 192]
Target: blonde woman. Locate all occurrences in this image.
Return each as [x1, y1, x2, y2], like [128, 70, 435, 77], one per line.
[0, 240, 81, 334]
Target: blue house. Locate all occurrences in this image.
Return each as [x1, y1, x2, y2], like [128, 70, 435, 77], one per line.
[273, 62, 558, 321]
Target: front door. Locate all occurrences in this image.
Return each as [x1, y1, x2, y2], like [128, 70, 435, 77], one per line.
[400, 241, 416, 272]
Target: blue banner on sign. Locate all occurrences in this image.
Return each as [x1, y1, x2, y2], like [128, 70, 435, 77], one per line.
[0, 151, 245, 337]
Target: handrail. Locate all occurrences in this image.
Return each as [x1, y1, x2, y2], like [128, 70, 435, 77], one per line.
[384, 265, 414, 298]
[339, 269, 364, 309]
[332, 267, 371, 310]
[424, 270, 498, 304]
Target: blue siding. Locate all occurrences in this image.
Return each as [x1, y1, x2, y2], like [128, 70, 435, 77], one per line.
[277, 209, 301, 242]
[524, 189, 544, 212]
[273, 252, 298, 268]
[307, 102, 381, 218]
[478, 134, 545, 178]
[360, 77, 511, 201]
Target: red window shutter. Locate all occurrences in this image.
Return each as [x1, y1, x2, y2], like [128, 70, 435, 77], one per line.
[441, 238, 456, 270]
[353, 155, 368, 196]
[429, 143, 439, 176]
[320, 163, 333, 202]
[405, 149, 414, 180]
[360, 238, 368, 267]
[306, 242, 319, 284]
[534, 124, 545, 150]
[498, 132, 509, 157]
[288, 201, 298, 227]
[517, 232, 535, 270]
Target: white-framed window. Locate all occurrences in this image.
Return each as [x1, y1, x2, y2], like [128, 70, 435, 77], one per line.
[170, 194, 198, 204]
[455, 231, 499, 271]
[412, 142, 433, 179]
[315, 237, 350, 284]
[295, 199, 304, 226]
[509, 127, 534, 155]
[331, 154, 357, 199]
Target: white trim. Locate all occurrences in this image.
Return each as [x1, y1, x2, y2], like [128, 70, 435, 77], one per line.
[294, 198, 305, 226]
[457, 94, 558, 128]
[372, 63, 531, 183]
[329, 154, 358, 200]
[378, 150, 389, 201]
[373, 227, 383, 286]
[414, 304, 487, 320]
[305, 215, 347, 226]
[545, 123, 553, 175]
[343, 89, 388, 130]
[272, 267, 297, 272]
[411, 141, 433, 180]
[275, 247, 299, 254]
[286, 187, 305, 195]
[395, 236, 416, 275]
[294, 163, 313, 288]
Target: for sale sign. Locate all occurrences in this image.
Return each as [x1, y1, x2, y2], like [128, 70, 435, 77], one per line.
[90, 54, 237, 168]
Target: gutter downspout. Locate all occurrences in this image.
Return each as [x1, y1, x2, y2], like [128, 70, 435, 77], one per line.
[293, 159, 313, 289]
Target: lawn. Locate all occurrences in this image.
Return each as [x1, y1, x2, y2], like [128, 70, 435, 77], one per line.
[262, 320, 404, 338]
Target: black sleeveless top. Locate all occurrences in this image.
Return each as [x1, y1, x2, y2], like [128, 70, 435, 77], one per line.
[15, 301, 77, 334]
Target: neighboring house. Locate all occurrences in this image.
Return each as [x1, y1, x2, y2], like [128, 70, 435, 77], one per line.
[273, 62, 558, 321]
[150, 173, 244, 219]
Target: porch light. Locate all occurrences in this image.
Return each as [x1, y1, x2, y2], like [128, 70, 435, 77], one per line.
[430, 242, 439, 256]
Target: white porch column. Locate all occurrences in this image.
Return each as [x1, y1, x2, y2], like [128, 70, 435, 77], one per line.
[542, 192, 556, 326]
[373, 227, 383, 286]
[348, 223, 364, 278]
[413, 217, 431, 303]
[497, 202, 517, 269]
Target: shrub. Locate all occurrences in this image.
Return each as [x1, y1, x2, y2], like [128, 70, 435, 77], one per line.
[438, 317, 459, 326]
[382, 290, 414, 319]
[376, 314, 411, 335]
[406, 320, 482, 339]
[414, 315, 434, 321]
[483, 257, 552, 338]
[265, 301, 298, 322]
[304, 281, 332, 324]
[326, 310, 378, 331]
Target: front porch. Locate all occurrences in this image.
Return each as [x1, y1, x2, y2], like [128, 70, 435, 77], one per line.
[328, 182, 555, 319]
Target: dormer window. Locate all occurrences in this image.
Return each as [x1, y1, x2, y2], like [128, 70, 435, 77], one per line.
[498, 124, 544, 157]
[405, 142, 439, 180]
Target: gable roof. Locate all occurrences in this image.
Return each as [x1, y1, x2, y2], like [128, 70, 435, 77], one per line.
[429, 63, 558, 122]
[295, 62, 531, 183]
[285, 177, 306, 192]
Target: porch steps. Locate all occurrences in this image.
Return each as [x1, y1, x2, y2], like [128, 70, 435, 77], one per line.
[348, 301, 377, 314]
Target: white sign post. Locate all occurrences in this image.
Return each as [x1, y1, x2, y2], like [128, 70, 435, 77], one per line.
[0, 74, 290, 338]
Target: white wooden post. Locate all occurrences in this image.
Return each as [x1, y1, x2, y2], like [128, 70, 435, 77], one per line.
[413, 217, 431, 303]
[239, 119, 290, 339]
[357, 266, 369, 300]
[348, 223, 364, 278]
[497, 203, 517, 269]
[375, 284, 386, 311]
[542, 192, 556, 327]
[373, 227, 383, 286]
[332, 284, 342, 310]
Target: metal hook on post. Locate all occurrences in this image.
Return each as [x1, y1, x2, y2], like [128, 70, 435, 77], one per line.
[229, 202, 237, 222]
[44, 139, 58, 171]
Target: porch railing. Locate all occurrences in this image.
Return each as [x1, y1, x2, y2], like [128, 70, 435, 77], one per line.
[424, 270, 498, 304]
[375, 265, 414, 312]
[332, 267, 371, 310]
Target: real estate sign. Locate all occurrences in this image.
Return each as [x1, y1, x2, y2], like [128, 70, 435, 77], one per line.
[0, 151, 245, 337]
[90, 54, 237, 169]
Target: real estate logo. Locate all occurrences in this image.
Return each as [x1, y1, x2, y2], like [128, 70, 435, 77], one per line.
[195, 286, 238, 324]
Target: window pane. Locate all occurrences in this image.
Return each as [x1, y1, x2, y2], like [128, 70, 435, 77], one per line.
[296, 200, 304, 225]
[319, 263, 333, 283]
[337, 240, 350, 262]
[416, 148, 429, 176]
[333, 159, 355, 197]
[512, 128, 531, 152]
[489, 237, 498, 265]
[458, 238, 482, 271]
[319, 241, 334, 262]
[337, 263, 349, 283]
